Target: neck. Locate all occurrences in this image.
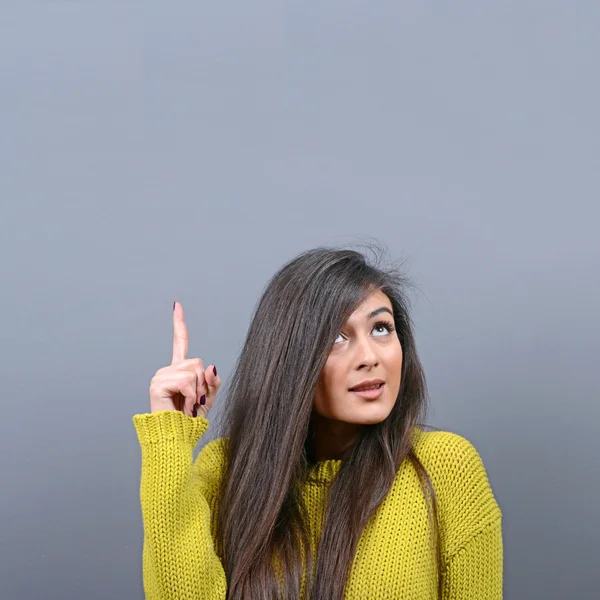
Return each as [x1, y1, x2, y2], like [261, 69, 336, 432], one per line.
[308, 411, 362, 462]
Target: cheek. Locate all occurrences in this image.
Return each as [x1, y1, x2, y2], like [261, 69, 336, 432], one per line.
[395, 349, 403, 370]
[388, 347, 403, 383]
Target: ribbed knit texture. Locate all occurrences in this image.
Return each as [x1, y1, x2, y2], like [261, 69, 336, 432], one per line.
[133, 410, 503, 599]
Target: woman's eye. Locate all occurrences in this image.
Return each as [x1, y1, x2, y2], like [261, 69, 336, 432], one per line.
[334, 321, 394, 344]
[372, 321, 395, 336]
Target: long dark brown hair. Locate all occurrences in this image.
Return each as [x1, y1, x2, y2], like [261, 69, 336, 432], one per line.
[212, 244, 442, 600]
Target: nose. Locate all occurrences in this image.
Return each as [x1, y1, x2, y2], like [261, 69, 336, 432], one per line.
[354, 335, 379, 369]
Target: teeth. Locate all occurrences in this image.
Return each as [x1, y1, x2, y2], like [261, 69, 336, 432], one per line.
[354, 384, 381, 391]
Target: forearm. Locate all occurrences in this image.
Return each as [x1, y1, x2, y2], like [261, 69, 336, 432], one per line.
[134, 411, 227, 600]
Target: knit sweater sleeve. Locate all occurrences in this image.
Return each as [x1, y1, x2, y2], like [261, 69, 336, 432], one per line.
[442, 518, 503, 599]
[415, 431, 503, 600]
[132, 410, 227, 600]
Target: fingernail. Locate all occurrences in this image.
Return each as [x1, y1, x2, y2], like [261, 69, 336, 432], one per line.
[213, 365, 217, 376]
[173, 301, 176, 312]
[192, 404, 198, 417]
[200, 394, 206, 406]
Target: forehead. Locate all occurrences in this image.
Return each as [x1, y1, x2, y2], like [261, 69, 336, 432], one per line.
[346, 290, 392, 321]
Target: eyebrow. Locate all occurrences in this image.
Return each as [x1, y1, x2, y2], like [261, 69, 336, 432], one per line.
[368, 307, 393, 319]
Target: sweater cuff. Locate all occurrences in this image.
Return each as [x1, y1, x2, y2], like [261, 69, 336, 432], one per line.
[132, 410, 209, 447]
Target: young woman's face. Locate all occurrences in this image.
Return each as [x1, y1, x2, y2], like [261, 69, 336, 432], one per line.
[314, 290, 403, 426]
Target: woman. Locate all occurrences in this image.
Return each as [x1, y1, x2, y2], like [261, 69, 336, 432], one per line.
[133, 246, 503, 600]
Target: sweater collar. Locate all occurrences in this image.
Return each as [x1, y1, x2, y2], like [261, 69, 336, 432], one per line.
[304, 427, 426, 485]
[306, 459, 343, 485]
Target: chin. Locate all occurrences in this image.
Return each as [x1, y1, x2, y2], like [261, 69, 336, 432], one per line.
[343, 408, 392, 426]
[361, 414, 390, 425]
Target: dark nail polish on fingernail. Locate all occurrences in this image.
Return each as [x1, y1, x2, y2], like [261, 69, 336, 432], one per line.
[213, 365, 217, 376]
[192, 404, 197, 417]
[200, 394, 206, 406]
[173, 301, 176, 312]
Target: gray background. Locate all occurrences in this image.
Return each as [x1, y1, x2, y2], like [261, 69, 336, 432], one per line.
[1, 1, 598, 599]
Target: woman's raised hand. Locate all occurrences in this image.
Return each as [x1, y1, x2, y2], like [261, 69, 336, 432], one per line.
[148, 302, 220, 418]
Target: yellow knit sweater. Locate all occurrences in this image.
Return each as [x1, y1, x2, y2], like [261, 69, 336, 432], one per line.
[133, 410, 503, 599]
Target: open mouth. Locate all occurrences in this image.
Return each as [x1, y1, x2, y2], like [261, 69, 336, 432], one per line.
[349, 383, 384, 392]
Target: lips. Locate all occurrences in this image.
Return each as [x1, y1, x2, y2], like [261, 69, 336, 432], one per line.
[349, 379, 385, 391]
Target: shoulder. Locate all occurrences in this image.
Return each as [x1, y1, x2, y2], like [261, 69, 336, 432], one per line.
[411, 427, 485, 474]
[410, 428, 502, 553]
[410, 427, 499, 499]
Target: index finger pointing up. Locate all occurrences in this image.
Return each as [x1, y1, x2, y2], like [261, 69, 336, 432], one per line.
[172, 301, 189, 365]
